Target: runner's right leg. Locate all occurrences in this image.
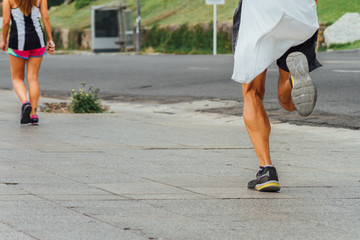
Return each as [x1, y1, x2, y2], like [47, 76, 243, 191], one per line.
[9, 55, 32, 124]
[9, 55, 27, 103]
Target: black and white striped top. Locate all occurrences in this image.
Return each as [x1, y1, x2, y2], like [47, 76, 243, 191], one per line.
[8, 0, 45, 51]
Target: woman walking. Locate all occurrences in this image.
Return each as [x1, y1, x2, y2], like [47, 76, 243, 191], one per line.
[1, 0, 55, 125]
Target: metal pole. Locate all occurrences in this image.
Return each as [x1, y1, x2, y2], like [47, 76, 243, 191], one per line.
[213, 4, 217, 56]
[136, 0, 141, 53]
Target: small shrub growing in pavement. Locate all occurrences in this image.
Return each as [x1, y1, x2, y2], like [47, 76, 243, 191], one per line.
[70, 82, 103, 113]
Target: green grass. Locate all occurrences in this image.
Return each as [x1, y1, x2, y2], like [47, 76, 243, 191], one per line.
[125, 0, 360, 26]
[328, 40, 360, 51]
[317, 40, 360, 52]
[125, 0, 238, 26]
[317, 0, 360, 24]
[49, 0, 360, 29]
[49, 0, 114, 29]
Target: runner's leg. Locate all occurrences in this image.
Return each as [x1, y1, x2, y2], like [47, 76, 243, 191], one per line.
[277, 67, 296, 112]
[27, 57, 43, 116]
[242, 70, 272, 167]
[9, 55, 27, 103]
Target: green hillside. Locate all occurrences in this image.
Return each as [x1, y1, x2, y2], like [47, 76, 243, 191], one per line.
[49, 0, 112, 29]
[317, 0, 360, 24]
[126, 0, 360, 26]
[49, 0, 360, 29]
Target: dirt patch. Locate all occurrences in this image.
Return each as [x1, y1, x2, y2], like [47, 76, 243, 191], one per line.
[39, 102, 110, 113]
[40, 102, 70, 113]
[199, 102, 360, 130]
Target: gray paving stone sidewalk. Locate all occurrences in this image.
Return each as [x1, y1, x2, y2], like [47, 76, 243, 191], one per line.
[0, 90, 359, 240]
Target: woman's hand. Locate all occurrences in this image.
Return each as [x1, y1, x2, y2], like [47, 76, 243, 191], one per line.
[1, 42, 8, 52]
[47, 40, 55, 54]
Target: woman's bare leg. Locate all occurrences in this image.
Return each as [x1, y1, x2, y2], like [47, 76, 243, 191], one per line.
[242, 70, 272, 167]
[27, 57, 43, 116]
[9, 55, 27, 103]
[278, 67, 296, 111]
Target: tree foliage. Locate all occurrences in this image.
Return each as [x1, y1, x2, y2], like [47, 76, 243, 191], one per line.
[48, 0, 64, 8]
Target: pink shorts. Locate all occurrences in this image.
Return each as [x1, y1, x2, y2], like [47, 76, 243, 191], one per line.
[8, 47, 46, 60]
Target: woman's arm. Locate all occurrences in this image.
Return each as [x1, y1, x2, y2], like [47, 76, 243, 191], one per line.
[1, 0, 11, 51]
[39, 0, 55, 54]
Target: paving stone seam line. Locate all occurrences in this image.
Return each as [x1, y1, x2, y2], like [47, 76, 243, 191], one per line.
[139, 177, 214, 199]
[86, 166, 215, 199]
[47, 161, 232, 230]
[16, 158, 218, 205]
[76, 185, 136, 200]
[60, 160, 216, 200]
[1, 164, 117, 198]
[17, 152, 196, 206]
[78, 214, 156, 240]
[15, 166, 194, 240]
[1, 159, 139, 202]
[131, 199, 219, 231]
[18, 162, 137, 201]
[24, 193, 151, 240]
[75, 166, 216, 200]
[0, 219, 40, 240]
[79, 212, 160, 240]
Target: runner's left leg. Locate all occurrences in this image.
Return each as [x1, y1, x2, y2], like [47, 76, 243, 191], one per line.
[242, 70, 272, 167]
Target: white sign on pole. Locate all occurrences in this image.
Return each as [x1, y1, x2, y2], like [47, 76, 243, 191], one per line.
[206, 0, 225, 5]
[205, 0, 225, 55]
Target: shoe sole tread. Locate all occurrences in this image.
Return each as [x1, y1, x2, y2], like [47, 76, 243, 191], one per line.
[287, 52, 317, 117]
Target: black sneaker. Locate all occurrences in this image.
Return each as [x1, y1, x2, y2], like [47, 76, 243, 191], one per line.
[247, 166, 281, 192]
[20, 102, 32, 124]
[30, 115, 39, 126]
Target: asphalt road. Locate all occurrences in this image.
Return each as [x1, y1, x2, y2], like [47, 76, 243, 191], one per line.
[0, 50, 359, 128]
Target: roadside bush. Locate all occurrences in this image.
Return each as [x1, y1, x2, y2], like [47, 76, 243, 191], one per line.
[52, 29, 64, 49]
[68, 28, 82, 49]
[70, 82, 103, 113]
[143, 23, 232, 54]
[51, 28, 87, 50]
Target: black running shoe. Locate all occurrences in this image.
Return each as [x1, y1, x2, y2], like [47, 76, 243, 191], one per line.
[30, 115, 39, 126]
[20, 102, 32, 124]
[247, 166, 281, 192]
